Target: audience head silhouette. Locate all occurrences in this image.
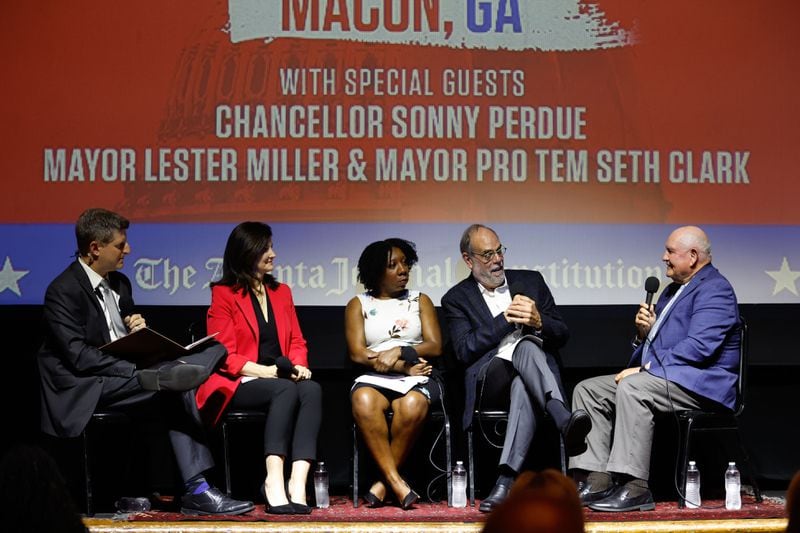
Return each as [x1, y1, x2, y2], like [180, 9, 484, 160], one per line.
[787, 470, 800, 533]
[482, 469, 584, 533]
[0, 444, 88, 533]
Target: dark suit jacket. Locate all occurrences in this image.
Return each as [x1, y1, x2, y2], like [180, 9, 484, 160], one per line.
[38, 261, 138, 437]
[630, 263, 740, 410]
[441, 269, 569, 429]
[196, 283, 309, 426]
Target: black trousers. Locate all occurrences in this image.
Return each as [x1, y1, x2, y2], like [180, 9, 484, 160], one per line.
[230, 378, 322, 461]
[96, 344, 226, 483]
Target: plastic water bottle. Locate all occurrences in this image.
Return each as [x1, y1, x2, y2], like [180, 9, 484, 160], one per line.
[725, 462, 742, 510]
[452, 461, 467, 508]
[685, 460, 701, 509]
[314, 461, 329, 508]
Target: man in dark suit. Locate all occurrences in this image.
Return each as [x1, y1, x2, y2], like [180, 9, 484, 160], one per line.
[572, 226, 740, 512]
[441, 224, 591, 512]
[37, 208, 253, 515]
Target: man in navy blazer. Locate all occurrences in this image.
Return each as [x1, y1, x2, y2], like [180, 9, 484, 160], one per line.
[442, 224, 591, 512]
[37, 208, 253, 515]
[572, 226, 740, 512]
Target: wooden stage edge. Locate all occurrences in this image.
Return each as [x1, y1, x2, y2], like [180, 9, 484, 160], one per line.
[85, 517, 789, 533]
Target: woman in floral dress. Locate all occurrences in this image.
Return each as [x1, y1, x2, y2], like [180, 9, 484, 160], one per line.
[345, 238, 442, 510]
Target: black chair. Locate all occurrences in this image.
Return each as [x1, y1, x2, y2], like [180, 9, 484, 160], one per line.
[81, 411, 132, 516]
[465, 353, 569, 508]
[188, 320, 267, 498]
[466, 409, 566, 507]
[351, 378, 453, 507]
[673, 315, 762, 507]
[219, 410, 267, 496]
[190, 321, 322, 502]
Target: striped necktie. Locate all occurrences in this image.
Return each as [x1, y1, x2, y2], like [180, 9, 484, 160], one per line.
[97, 279, 127, 339]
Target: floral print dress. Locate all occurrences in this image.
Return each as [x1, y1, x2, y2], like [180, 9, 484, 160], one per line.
[352, 290, 431, 397]
[357, 290, 422, 352]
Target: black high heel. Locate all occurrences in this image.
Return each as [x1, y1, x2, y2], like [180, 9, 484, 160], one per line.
[287, 481, 312, 513]
[363, 490, 385, 508]
[260, 484, 295, 515]
[290, 501, 312, 514]
[397, 482, 419, 510]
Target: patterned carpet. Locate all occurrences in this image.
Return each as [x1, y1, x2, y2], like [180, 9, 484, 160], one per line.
[123, 494, 783, 523]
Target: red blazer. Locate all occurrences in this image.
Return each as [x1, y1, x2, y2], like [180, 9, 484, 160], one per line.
[196, 283, 308, 426]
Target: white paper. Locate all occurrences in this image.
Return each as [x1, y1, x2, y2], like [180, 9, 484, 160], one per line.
[353, 373, 429, 395]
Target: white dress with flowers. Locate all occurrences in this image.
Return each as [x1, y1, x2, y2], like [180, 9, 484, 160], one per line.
[358, 290, 422, 352]
[352, 290, 430, 395]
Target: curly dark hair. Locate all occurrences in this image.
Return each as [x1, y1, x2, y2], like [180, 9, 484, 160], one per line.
[212, 221, 279, 293]
[357, 238, 418, 293]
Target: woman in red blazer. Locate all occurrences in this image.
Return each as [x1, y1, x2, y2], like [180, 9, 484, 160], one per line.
[196, 222, 321, 515]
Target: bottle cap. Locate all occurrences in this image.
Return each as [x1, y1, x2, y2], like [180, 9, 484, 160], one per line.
[729, 461, 736, 465]
[689, 460, 696, 465]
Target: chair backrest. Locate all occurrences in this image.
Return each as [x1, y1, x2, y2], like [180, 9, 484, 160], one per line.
[188, 320, 207, 343]
[733, 315, 748, 416]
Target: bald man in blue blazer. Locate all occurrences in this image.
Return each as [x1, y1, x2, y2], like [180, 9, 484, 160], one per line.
[572, 226, 740, 512]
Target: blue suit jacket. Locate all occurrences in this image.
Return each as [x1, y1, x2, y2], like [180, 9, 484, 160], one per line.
[441, 270, 569, 429]
[631, 263, 740, 410]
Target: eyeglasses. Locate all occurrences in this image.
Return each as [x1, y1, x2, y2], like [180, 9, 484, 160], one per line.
[470, 245, 507, 264]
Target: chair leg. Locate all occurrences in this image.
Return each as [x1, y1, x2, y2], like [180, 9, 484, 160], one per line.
[732, 427, 762, 502]
[467, 428, 476, 507]
[676, 416, 695, 508]
[559, 434, 567, 475]
[352, 423, 359, 508]
[222, 421, 232, 496]
[82, 428, 94, 517]
[444, 417, 453, 507]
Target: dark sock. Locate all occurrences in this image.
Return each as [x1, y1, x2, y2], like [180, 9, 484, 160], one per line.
[571, 468, 589, 485]
[496, 473, 514, 487]
[623, 477, 649, 497]
[496, 465, 516, 487]
[546, 398, 572, 432]
[586, 471, 613, 491]
[185, 474, 209, 495]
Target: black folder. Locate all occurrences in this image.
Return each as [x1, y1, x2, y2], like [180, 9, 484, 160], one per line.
[101, 327, 218, 369]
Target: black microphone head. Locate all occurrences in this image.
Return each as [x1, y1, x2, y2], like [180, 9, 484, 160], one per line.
[644, 277, 660, 294]
[275, 356, 294, 377]
[510, 282, 526, 298]
[644, 276, 660, 306]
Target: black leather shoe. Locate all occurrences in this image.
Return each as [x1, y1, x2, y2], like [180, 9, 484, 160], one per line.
[479, 480, 511, 513]
[138, 361, 209, 392]
[587, 484, 655, 512]
[578, 482, 617, 506]
[181, 487, 254, 515]
[563, 409, 592, 456]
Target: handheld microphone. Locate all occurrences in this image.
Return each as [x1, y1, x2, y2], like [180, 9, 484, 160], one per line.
[275, 356, 294, 378]
[644, 276, 660, 306]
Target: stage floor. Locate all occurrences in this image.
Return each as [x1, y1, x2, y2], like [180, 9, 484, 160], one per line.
[83, 518, 789, 533]
[81, 494, 788, 533]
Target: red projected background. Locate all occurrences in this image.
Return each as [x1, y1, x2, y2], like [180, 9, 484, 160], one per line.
[2, 1, 797, 226]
